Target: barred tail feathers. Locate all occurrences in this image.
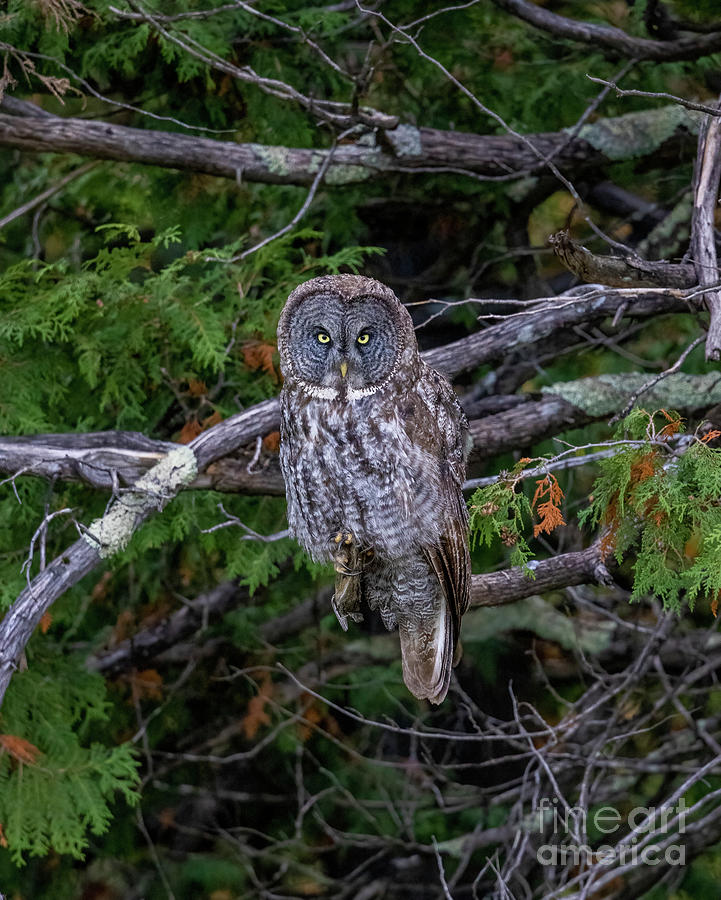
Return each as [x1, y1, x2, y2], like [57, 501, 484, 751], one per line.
[397, 599, 454, 705]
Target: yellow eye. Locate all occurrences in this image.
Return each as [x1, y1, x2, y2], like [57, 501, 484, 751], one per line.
[317, 332, 331, 344]
[357, 332, 370, 345]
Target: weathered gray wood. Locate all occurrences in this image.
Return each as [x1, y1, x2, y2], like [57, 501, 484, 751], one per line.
[0, 399, 280, 707]
[493, 0, 721, 61]
[0, 285, 695, 707]
[549, 230, 697, 289]
[423, 288, 687, 379]
[690, 101, 721, 361]
[0, 103, 700, 187]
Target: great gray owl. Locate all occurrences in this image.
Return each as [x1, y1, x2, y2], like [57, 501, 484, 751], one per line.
[277, 274, 470, 704]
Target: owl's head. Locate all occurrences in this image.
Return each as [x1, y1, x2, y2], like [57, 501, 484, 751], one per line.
[277, 275, 417, 398]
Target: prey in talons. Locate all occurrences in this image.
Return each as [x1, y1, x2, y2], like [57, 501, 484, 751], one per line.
[329, 531, 374, 631]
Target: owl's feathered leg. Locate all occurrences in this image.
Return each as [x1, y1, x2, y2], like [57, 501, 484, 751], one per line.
[330, 532, 371, 631]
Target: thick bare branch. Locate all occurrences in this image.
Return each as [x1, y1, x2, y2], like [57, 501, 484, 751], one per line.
[0, 281, 698, 708]
[0, 398, 279, 707]
[471, 542, 612, 608]
[0, 101, 701, 187]
[0, 431, 286, 494]
[691, 98, 721, 361]
[493, 0, 721, 61]
[0, 294, 698, 499]
[549, 230, 696, 289]
[424, 287, 688, 379]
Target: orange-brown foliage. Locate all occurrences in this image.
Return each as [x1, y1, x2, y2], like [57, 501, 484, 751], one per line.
[242, 341, 279, 383]
[629, 450, 657, 483]
[242, 674, 273, 740]
[531, 474, 566, 538]
[129, 668, 164, 703]
[0, 734, 41, 765]
[263, 431, 281, 453]
[658, 408, 683, 440]
[178, 418, 202, 444]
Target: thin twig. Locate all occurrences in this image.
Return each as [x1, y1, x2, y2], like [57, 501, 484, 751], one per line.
[204, 136, 343, 263]
[587, 75, 721, 117]
[432, 836, 455, 900]
[0, 161, 97, 230]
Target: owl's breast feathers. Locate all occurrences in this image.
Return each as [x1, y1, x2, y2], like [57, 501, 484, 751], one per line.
[279, 363, 468, 559]
[280, 360, 470, 704]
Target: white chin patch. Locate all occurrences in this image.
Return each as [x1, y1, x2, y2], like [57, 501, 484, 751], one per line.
[301, 384, 338, 400]
[347, 385, 379, 400]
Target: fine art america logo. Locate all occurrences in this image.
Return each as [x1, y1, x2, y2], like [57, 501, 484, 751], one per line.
[535, 798, 687, 867]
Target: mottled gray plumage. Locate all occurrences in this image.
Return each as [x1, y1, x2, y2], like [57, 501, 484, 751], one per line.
[277, 274, 470, 703]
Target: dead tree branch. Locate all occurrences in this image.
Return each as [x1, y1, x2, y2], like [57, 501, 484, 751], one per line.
[114, 0, 395, 130]
[87, 541, 612, 677]
[691, 97, 721, 361]
[424, 287, 688, 379]
[549, 230, 697, 289]
[0, 101, 701, 187]
[0, 398, 279, 708]
[492, 0, 721, 61]
[0, 305, 704, 499]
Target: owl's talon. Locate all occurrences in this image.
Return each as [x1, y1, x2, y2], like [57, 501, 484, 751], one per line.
[334, 563, 362, 576]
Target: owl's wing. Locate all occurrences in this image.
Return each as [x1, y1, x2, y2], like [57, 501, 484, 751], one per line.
[422, 475, 470, 642]
[421, 373, 471, 639]
[399, 369, 471, 704]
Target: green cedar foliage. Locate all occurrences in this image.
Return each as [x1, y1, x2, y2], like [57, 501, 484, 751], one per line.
[470, 408, 721, 614]
[0, 659, 138, 864]
[0, 224, 380, 864]
[579, 409, 721, 611]
[468, 460, 536, 571]
[0, 224, 378, 434]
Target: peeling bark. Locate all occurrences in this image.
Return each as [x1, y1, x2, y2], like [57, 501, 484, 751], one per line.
[549, 230, 696, 289]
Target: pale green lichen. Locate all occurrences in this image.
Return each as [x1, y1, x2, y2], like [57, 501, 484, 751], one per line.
[637, 191, 692, 260]
[254, 145, 293, 176]
[385, 123, 423, 158]
[462, 597, 614, 655]
[543, 373, 721, 418]
[355, 131, 378, 149]
[306, 153, 323, 175]
[325, 164, 371, 185]
[83, 446, 198, 558]
[254, 144, 375, 184]
[572, 105, 702, 161]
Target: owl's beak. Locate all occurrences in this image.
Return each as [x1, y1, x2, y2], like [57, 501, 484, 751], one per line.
[339, 361, 348, 378]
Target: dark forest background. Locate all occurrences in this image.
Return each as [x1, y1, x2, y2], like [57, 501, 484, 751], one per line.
[3, 1, 721, 897]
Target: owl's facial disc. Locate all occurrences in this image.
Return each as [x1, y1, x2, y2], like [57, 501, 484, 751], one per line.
[285, 293, 399, 394]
